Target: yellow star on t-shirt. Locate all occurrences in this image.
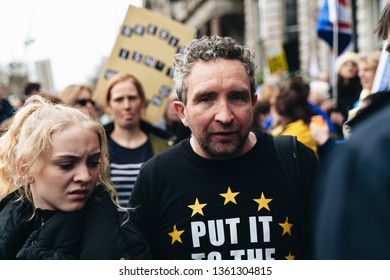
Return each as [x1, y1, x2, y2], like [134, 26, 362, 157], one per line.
[168, 225, 185, 245]
[219, 186, 240, 205]
[188, 198, 207, 217]
[279, 217, 293, 236]
[285, 251, 295, 260]
[253, 192, 272, 211]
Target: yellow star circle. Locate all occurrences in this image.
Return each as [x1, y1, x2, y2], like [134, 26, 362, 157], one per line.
[279, 217, 293, 236]
[285, 250, 295, 260]
[168, 225, 185, 244]
[253, 192, 272, 211]
[219, 186, 240, 205]
[188, 198, 207, 217]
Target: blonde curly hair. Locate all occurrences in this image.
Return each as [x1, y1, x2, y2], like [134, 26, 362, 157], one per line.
[0, 95, 121, 211]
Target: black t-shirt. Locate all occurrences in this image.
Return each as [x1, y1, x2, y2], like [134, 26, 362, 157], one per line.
[129, 131, 318, 260]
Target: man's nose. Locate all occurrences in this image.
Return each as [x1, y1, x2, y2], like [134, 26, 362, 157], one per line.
[214, 101, 234, 124]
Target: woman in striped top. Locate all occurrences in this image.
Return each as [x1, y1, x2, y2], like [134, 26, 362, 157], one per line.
[103, 73, 176, 210]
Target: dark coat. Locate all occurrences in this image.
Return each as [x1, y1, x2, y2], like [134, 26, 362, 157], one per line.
[0, 185, 151, 260]
[0, 98, 15, 124]
[313, 101, 390, 259]
[104, 120, 177, 154]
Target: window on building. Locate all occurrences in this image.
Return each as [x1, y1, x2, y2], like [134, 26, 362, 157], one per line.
[283, 0, 299, 72]
[284, 0, 298, 41]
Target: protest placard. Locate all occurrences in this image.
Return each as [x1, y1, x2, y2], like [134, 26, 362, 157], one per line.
[94, 5, 196, 124]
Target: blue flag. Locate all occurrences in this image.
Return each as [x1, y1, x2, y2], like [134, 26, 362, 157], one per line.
[317, 0, 352, 55]
[371, 41, 390, 93]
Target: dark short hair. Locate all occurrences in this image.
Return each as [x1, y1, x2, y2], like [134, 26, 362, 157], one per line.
[24, 82, 41, 96]
[173, 35, 256, 104]
[275, 77, 313, 124]
[375, 2, 390, 51]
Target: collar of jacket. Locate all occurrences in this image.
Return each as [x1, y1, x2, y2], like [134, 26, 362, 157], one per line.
[103, 120, 176, 140]
[345, 90, 390, 129]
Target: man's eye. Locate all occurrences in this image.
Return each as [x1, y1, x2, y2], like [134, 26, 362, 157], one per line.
[232, 95, 244, 100]
[198, 96, 212, 103]
[231, 93, 248, 101]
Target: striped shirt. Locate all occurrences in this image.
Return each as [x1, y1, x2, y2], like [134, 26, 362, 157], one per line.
[107, 137, 153, 211]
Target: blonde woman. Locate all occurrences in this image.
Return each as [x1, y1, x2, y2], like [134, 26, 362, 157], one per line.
[0, 95, 150, 259]
[353, 50, 381, 111]
[59, 84, 98, 120]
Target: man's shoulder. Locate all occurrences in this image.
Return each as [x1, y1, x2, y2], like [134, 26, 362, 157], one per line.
[296, 137, 318, 157]
[347, 92, 390, 129]
[356, 102, 390, 130]
[263, 131, 316, 159]
[142, 140, 186, 166]
[350, 102, 390, 147]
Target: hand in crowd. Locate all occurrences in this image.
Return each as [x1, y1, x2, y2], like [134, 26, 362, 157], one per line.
[320, 99, 335, 112]
[310, 119, 330, 146]
[330, 111, 344, 126]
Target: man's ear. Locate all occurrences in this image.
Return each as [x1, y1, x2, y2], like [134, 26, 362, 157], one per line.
[252, 94, 258, 105]
[172, 100, 189, 127]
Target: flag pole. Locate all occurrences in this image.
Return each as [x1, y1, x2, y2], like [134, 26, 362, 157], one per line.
[332, 0, 339, 108]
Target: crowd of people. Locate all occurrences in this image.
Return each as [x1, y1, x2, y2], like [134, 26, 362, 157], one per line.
[0, 1, 390, 260]
[254, 47, 383, 164]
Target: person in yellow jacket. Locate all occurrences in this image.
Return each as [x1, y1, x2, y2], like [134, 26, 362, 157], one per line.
[270, 78, 318, 154]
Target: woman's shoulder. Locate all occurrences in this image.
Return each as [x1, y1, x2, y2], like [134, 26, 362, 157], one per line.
[0, 191, 29, 214]
[0, 191, 17, 210]
[120, 220, 152, 259]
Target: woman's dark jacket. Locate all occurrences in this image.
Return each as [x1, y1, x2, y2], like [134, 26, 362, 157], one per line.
[104, 120, 177, 153]
[0, 185, 151, 260]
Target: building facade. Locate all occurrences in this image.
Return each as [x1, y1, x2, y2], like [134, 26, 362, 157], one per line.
[145, 0, 386, 84]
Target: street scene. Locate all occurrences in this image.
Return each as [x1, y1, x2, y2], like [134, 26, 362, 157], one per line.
[1, 0, 390, 272]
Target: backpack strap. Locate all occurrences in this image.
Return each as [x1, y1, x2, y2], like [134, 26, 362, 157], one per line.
[273, 135, 303, 223]
[273, 135, 301, 189]
[273, 135, 311, 258]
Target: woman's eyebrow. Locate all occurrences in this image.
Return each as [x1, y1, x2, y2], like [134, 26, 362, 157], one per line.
[52, 152, 102, 160]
